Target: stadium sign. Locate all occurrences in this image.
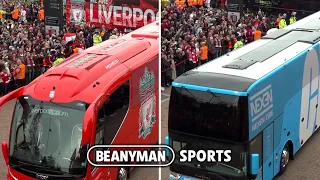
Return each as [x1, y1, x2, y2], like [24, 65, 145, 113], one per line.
[66, 0, 159, 29]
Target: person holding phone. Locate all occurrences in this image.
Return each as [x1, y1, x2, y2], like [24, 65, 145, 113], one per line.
[15, 59, 26, 88]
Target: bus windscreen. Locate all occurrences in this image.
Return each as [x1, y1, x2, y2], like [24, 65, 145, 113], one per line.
[168, 87, 249, 142]
[9, 96, 88, 177]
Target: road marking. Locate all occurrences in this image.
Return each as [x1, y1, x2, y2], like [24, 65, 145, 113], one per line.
[161, 94, 170, 103]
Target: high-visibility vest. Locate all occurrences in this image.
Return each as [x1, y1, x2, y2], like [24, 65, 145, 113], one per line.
[188, 0, 193, 6]
[254, 30, 261, 41]
[53, 58, 64, 67]
[161, 0, 170, 6]
[290, 17, 296, 24]
[193, 0, 198, 5]
[12, 9, 19, 19]
[0, 10, 6, 19]
[93, 34, 102, 45]
[279, 19, 287, 29]
[16, 64, 26, 79]
[109, 35, 118, 39]
[276, 17, 281, 27]
[234, 41, 243, 50]
[200, 46, 208, 60]
[40, 9, 44, 20]
[175, 0, 184, 5]
[198, 0, 203, 6]
[73, 48, 79, 54]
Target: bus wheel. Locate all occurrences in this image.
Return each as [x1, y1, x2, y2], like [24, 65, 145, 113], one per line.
[279, 144, 290, 175]
[117, 167, 128, 180]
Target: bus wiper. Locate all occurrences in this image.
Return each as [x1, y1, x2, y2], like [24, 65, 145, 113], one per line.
[10, 161, 82, 178]
[10, 161, 49, 170]
[181, 86, 198, 100]
[207, 90, 223, 103]
[10, 163, 26, 168]
[215, 162, 242, 173]
[54, 171, 83, 178]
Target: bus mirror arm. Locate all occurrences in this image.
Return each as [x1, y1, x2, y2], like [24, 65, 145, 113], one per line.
[2, 142, 9, 165]
[0, 87, 24, 109]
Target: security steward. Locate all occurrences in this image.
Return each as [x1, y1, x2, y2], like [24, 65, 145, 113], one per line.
[109, 29, 119, 39]
[279, 13, 287, 29]
[290, 12, 297, 25]
[234, 36, 244, 50]
[93, 29, 102, 46]
[0, 9, 6, 21]
[52, 53, 64, 67]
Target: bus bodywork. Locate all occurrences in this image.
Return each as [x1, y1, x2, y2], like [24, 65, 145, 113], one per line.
[167, 11, 320, 180]
[0, 21, 159, 180]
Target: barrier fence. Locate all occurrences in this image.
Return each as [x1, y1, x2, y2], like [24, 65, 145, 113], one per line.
[161, 45, 234, 73]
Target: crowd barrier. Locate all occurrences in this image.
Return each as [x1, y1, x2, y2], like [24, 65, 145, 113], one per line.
[161, 45, 233, 73]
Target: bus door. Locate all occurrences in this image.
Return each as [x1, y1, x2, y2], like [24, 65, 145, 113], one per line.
[89, 81, 131, 179]
[263, 123, 274, 180]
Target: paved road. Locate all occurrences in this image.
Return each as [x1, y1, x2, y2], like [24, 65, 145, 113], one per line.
[0, 100, 158, 180]
[160, 86, 320, 180]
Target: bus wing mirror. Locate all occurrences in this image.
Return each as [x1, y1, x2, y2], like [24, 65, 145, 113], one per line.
[164, 136, 170, 157]
[251, 154, 259, 177]
[2, 142, 9, 165]
[0, 88, 24, 109]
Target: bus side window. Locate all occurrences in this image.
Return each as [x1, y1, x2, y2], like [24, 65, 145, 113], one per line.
[249, 133, 263, 167]
[103, 80, 130, 145]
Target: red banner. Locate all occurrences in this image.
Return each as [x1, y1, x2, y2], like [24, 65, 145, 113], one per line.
[66, 0, 159, 29]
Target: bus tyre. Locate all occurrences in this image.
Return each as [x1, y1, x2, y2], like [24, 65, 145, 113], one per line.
[279, 144, 290, 175]
[117, 167, 128, 180]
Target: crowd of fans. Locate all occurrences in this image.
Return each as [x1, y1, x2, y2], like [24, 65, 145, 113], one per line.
[0, 1, 122, 97]
[0, 1, 302, 95]
[161, 2, 299, 90]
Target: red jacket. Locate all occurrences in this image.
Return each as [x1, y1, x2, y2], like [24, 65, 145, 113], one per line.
[246, 28, 254, 42]
[43, 56, 52, 66]
[1, 71, 9, 84]
[191, 52, 198, 64]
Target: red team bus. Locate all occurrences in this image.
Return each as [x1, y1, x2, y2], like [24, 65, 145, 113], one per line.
[0, 21, 159, 180]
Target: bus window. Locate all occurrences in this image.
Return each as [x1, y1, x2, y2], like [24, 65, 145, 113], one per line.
[92, 107, 105, 166]
[249, 133, 263, 167]
[104, 80, 130, 145]
[95, 108, 105, 145]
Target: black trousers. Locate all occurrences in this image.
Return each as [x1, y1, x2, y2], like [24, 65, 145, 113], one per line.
[16, 79, 25, 88]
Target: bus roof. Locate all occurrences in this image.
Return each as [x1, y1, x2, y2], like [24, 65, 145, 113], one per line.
[177, 12, 320, 92]
[24, 21, 159, 103]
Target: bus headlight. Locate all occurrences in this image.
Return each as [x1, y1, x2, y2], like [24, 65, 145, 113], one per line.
[169, 172, 181, 180]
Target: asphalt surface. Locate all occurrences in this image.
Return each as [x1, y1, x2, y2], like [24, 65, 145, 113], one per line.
[0, 100, 158, 180]
[160, 86, 320, 180]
